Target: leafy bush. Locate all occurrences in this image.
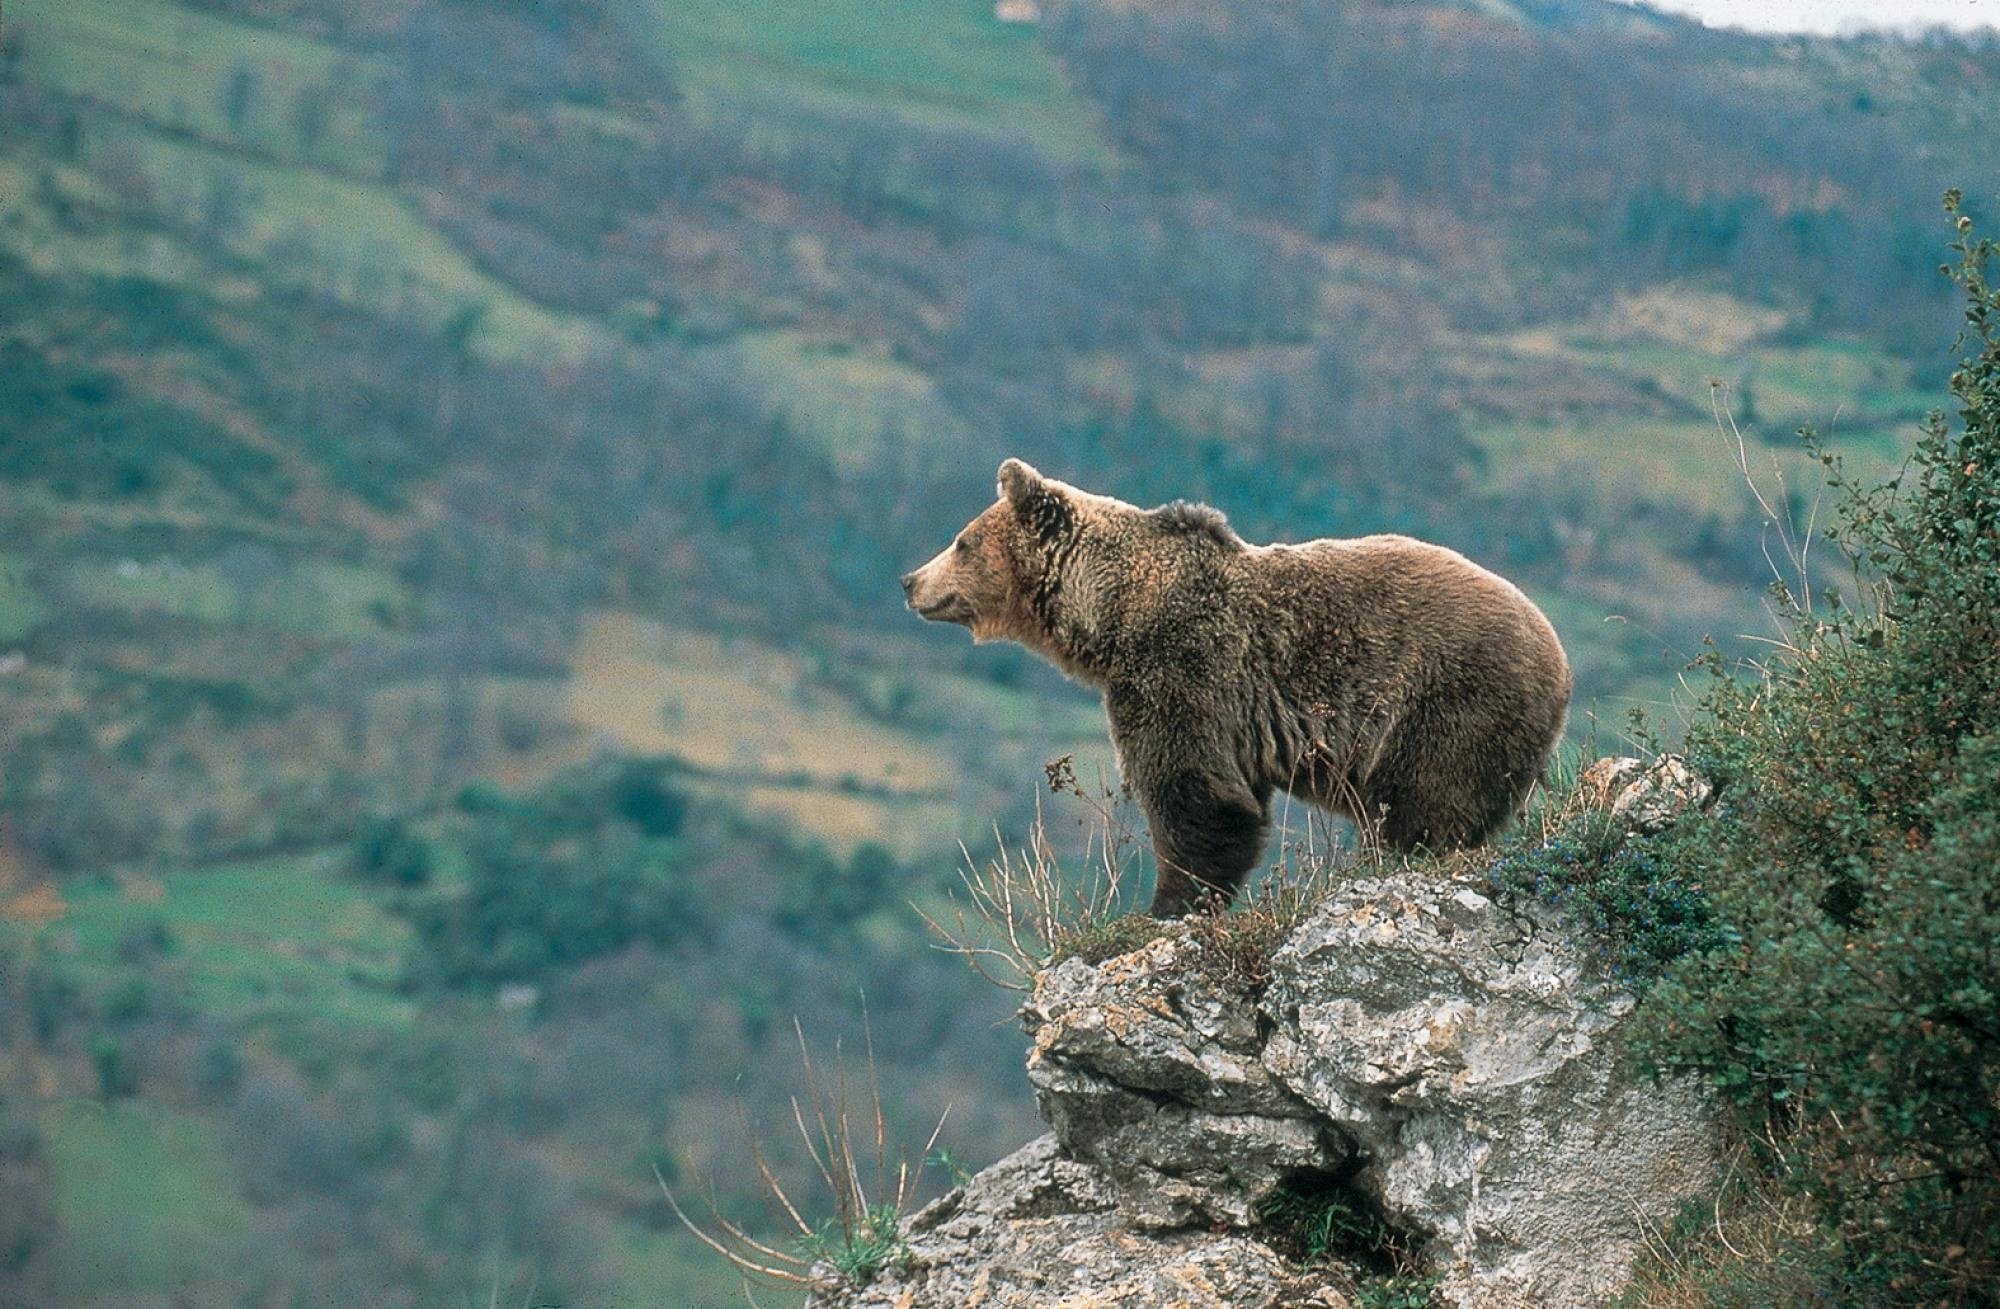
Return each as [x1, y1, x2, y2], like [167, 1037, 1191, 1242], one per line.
[1487, 812, 1728, 993]
[1629, 197, 2000, 1302]
[349, 815, 434, 887]
[776, 840, 901, 938]
[798, 1202, 910, 1285]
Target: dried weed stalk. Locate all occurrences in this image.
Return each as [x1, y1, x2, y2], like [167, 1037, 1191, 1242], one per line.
[658, 1014, 947, 1290]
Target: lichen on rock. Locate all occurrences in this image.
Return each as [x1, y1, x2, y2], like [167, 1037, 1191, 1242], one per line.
[1024, 934, 1349, 1229]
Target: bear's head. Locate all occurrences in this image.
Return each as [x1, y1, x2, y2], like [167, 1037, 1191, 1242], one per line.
[903, 459, 1238, 679]
[902, 458, 1084, 651]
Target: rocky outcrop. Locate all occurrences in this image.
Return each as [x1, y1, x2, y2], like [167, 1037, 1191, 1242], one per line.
[810, 820, 1721, 1308]
[1257, 875, 1719, 1306]
[810, 1135, 1338, 1309]
[1023, 935, 1348, 1230]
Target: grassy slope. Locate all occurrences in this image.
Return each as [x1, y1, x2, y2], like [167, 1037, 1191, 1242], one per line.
[9, 0, 598, 357]
[736, 331, 979, 472]
[554, 612, 1105, 854]
[0, 552, 48, 642]
[10, 854, 414, 1034]
[610, 0, 1113, 474]
[613, 0, 1110, 164]
[7, 850, 770, 1306]
[5, 0, 1873, 735]
[5, 854, 399, 1303]
[1454, 285, 1934, 732]
[40, 1100, 252, 1305]
[14, 0, 389, 174]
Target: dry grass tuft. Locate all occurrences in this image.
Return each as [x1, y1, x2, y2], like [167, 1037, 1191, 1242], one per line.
[1618, 1134, 1831, 1309]
[917, 756, 1152, 991]
[658, 1013, 946, 1290]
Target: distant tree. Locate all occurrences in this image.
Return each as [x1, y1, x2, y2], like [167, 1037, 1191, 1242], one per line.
[221, 61, 259, 132]
[410, 759, 706, 985]
[351, 816, 434, 887]
[290, 82, 332, 155]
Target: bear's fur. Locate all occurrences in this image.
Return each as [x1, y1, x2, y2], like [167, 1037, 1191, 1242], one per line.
[902, 459, 1572, 916]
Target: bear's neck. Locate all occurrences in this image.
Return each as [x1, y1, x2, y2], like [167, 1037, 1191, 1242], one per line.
[1016, 532, 1122, 685]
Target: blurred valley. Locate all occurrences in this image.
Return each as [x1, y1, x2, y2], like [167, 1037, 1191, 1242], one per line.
[0, 0, 1996, 1303]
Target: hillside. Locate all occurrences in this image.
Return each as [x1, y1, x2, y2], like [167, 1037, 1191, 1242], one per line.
[2, 0, 1998, 1302]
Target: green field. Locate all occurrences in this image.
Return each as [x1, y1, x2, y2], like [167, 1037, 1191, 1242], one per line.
[6, 0, 599, 359]
[41, 1100, 252, 1304]
[71, 558, 410, 639]
[1475, 315, 1925, 522]
[0, 552, 48, 642]
[125, 130, 599, 358]
[613, 0, 1110, 164]
[13, 854, 415, 1033]
[13, 0, 389, 175]
[735, 331, 974, 470]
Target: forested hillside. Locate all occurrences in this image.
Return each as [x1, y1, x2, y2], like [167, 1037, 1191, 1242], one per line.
[1, 0, 1996, 1303]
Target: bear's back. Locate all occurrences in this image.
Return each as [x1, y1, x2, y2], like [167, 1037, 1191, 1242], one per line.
[1237, 532, 1569, 708]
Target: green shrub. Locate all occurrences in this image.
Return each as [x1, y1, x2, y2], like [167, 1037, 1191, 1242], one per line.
[1259, 1176, 1439, 1306]
[798, 1202, 910, 1285]
[1259, 1180, 1397, 1268]
[605, 758, 690, 838]
[1487, 812, 1728, 993]
[90, 1035, 136, 1098]
[1354, 1276, 1443, 1309]
[1630, 196, 2000, 1302]
[350, 815, 434, 887]
[410, 758, 705, 986]
[777, 840, 901, 937]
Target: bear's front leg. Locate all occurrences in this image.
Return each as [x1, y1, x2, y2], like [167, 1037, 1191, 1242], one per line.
[1136, 770, 1269, 917]
[1104, 681, 1271, 916]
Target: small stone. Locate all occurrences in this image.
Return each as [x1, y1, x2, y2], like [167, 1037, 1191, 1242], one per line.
[1577, 756, 1646, 809]
[1610, 755, 1714, 833]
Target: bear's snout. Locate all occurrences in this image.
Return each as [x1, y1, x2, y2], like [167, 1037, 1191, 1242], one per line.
[900, 570, 919, 600]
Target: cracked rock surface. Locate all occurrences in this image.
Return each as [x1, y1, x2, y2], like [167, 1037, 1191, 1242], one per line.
[809, 863, 1719, 1309]
[806, 1135, 1332, 1309]
[1024, 935, 1348, 1228]
[1261, 874, 1720, 1307]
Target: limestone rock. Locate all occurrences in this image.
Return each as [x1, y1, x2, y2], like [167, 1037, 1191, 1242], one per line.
[1581, 754, 1715, 832]
[1609, 755, 1714, 832]
[1576, 755, 1647, 809]
[810, 1135, 1328, 1309]
[809, 862, 1720, 1309]
[1261, 873, 1720, 1307]
[1022, 935, 1347, 1227]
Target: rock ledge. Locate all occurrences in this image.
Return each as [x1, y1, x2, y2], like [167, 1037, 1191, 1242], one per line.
[812, 847, 1719, 1308]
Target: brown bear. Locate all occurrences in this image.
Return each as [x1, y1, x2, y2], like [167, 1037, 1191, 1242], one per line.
[902, 459, 1572, 916]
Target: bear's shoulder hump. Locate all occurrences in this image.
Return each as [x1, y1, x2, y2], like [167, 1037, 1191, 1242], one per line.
[1152, 500, 1243, 549]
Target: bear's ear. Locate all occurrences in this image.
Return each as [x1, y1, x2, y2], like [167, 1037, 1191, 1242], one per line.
[998, 458, 1072, 542]
[997, 458, 1045, 505]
